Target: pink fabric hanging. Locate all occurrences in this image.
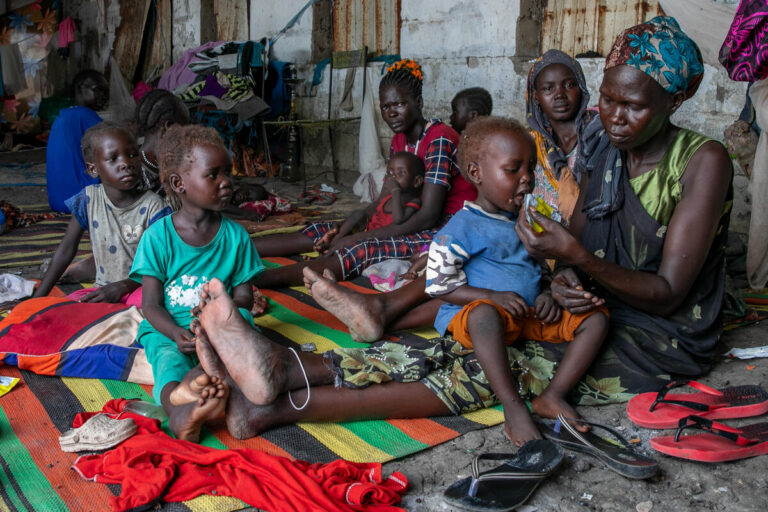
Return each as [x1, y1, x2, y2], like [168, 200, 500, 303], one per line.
[58, 16, 76, 48]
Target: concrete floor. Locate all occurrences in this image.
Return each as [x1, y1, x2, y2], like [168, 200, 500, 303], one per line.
[1, 163, 766, 512]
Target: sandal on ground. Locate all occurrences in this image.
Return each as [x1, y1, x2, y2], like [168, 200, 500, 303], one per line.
[626, 380, 768, 429]
[59, 414, 137, 452]
[442, 439, 563, 512]
[650, 415, 768, 462]
[538, 414, 659, 479]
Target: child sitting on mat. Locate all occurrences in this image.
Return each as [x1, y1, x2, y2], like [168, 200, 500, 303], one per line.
[425, 116, 609, 446]
[129, 124, 265, 442]
[311, 151, 425, 254]
[399, 87, 493, 281]
[33, 121, 170, 304]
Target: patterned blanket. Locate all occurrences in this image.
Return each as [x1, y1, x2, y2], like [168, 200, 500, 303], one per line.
[0, 258, 503, 511]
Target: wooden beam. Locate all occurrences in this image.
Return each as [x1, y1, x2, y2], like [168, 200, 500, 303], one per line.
[142, 0, 173, 82]
[113, 0, 152, 82]
[214, 0, 249, 41]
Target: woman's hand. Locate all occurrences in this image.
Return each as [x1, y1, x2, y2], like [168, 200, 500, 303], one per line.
[326, 232, 365, 254]
[313, 225, 339, 254]
[515, 206, 584, 264]
[550, 267, 605, 314]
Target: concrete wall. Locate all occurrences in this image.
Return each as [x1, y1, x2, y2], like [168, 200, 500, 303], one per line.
[259, 0, 750, 234]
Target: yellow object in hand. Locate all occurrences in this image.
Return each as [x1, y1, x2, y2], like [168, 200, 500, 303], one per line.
[524, 194, 562, 233]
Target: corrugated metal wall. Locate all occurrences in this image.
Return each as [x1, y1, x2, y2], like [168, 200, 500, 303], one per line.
[541, 0, 664, 56]
[333, 0, 400, 53]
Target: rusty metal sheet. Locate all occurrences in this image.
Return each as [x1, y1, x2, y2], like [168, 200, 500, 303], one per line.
[542, 0, 662, 57]
[333, 0, 399, 53]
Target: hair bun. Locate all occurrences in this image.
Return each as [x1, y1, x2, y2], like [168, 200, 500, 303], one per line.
[386, 58, 423, 82]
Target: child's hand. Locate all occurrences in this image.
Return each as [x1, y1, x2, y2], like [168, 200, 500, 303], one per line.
[381, 175, 400, 195]
[489, 291, 529, 318]
[534, 291, 561, 324]
[550, 268, 605, 313]
[173, 329, 196, 354]
[79, 282, 127, 303]
[399, 252, 427, 281]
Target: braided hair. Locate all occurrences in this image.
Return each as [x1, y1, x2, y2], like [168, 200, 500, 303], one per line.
[453, 87, 493, 116]
[379, 59, 423, 100]
[135, 89, 190, 136]
[81, 121, 135, 161]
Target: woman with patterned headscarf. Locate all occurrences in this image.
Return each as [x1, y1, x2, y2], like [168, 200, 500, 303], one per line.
[526, 49, 596, 223]
[517, 16, 734, 399]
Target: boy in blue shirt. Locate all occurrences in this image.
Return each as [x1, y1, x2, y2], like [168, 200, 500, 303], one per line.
[424, 116, 608, 446]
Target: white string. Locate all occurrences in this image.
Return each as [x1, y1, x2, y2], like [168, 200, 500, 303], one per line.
[287, 347, 310, 410]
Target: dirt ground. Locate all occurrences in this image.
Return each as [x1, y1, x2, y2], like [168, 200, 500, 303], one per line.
[1, 164, 767, 512]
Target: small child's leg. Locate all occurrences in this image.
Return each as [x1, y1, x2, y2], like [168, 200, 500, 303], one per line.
[531, 310, 609, 426]
[465, 302, 541, 447]
[161, 377, 228, 442]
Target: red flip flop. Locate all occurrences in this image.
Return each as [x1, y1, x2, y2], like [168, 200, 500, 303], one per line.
[626, 380, 768, 429]
[650, 415, 768, 462]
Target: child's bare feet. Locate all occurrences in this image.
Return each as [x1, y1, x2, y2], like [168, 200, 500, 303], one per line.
[302, 267, 385, 342]
[197, 278, 297, 405]
[503, 402, 543, 447]
[169, 368, 218, 406]
[531, 391, 589, 432]
[168, 383, 228, 442]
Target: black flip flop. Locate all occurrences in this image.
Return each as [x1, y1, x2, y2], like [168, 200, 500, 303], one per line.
[538, 414, 659, 480]
[443, 439, 563, 512]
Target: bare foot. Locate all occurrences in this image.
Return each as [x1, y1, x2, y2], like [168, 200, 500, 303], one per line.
[531, 391, 589, 432]
[169, 368, 214, 406]
[168, 382, 229, 442]
[302, 267, 385, 342]
[197, 278, 296, 405]
[225, 377, 281, 440]
[503, 403, 543, 447]
[190, 320, 226, 381]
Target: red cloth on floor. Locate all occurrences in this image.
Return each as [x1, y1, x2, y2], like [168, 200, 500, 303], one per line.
[71, 400, 408, 512]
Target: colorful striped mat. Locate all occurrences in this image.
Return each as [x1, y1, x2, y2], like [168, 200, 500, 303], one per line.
[0, 257, 503, 511]
[0, 204, 90, 270]
[0, 203, 335, 271]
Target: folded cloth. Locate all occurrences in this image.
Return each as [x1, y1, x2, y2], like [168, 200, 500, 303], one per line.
[72, 399, 408, 512]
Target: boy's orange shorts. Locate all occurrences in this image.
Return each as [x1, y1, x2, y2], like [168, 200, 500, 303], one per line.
[446, 299, 608, 349]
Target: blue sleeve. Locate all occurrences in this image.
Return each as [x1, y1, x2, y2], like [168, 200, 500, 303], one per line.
[227, 219, 266, 288]
[129, 219, 169, 284]
[148, 206, 172, 226]
[64, 189, 89, 229]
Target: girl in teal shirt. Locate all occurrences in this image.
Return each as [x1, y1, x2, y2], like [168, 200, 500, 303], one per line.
[130, 125, 265, 442]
